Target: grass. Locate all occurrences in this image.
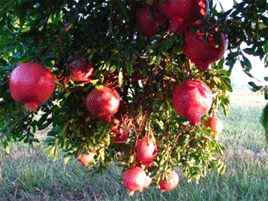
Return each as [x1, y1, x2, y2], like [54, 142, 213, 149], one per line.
[0, 88, 268, 201]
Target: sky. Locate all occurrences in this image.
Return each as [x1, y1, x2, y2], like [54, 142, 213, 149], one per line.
[214, 0, 268, 87]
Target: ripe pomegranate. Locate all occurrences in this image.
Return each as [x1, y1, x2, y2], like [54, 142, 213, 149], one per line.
[76, 152, 95, 167]
[67, 58, 94, 83]
[9, 62, 55, 113]
[136, 138, 157, 167]
[182, 28, 228, 71]
[159, 171, 179, 192]
[123, 166, 152, 196]
[204, 116, 223, 135]
[172, 80, 213, 126]
[85, 86, 120, 122]
[111, 125, 130, 144]
[164, 0, 209, 34]
[136, 2, 168, 38]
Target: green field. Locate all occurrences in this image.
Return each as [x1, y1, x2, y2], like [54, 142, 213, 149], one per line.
[0, 88, 267, 201]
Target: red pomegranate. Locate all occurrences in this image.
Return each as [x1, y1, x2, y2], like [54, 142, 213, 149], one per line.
[76, 152, 95, 167]
[172, 80, 213, 126]
[204, 116, 223, 135]
[85, 86, 120, 122]
[123, 166, 152, 196]
[9, 62, 55, 113]
[68, 58, 94, 83]
[159, 171, 179, 192]
[136, 138, 157, 167]
[111, 125, 130, 144]
[136, 2, 168, 38]
[111, 101, 132, 144]
[182, 28, 228, 71]
[164, 0, 209, 34]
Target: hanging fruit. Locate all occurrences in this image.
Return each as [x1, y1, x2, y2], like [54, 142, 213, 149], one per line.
[9, 62, 55, 113]
[172, 79, 213, 126]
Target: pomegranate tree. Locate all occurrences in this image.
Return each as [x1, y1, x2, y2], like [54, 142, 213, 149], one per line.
[182, 28, 228, 71]
[172, 79, 213, 126]
[2, 0, 250, 197]
[159, 170, 179, 192]
[164, 0, 209, 34]
[135, 138, 157, 167]
[67, 58, 94, 83]
[9, 62, 55, 113]
[136, 2, 168, 38]
[85, 86, 120, 122]
[123, 166, 152, 196]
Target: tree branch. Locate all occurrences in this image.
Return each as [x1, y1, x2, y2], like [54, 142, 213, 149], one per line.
[0, 0, 15, 13]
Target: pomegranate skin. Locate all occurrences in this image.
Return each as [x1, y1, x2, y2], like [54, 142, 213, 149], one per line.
[136, 2, 167, 38]
[172, 80, 213, 126]
[85, 86, 120, 122]
[68, 58, 94, 83]
[136, 138, 157, 167]
[9, 62, 55, 113]
[159, 171, 179, 192]
[164, 0, 209, 33]
[123, 166, 151, 196]
[182, 30, 228, 71]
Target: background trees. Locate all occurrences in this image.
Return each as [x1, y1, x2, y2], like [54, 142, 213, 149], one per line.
[0, 0, 267, 194]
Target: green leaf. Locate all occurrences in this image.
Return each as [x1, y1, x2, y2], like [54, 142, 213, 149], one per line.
[64, 156, 70, 164]
[260, 103, 268, 144]
[264, 39, 268, 53]
[241, 55, 252, 71]
[265, 55, 268, 67]
[243, 47, 256, 55]
[213, 31, 222, 47]
[2, 139, 10, 154]
[118, 70, 123, 87]
[117, 1, 129, 21]
[265, 89, 268, 100]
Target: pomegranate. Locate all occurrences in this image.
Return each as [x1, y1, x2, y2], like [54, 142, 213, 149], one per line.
[172, 79, 213, 126]
[76, 152, 95, 167]
[204, 116, 223, 135]
[159, 171, 179, 192]
[136, 138, 157, 167]
[85, 86, 120, 122]
[182, 28, 228, 71]
[123, 166, 152, 196]
[111, 101, 132, 144]
[9, 62, 55, 113]
[111, 125, 130, 144]
[164, 0, 209, 34]
[136, 2, 168, 38]
[67, 58, 94, 83]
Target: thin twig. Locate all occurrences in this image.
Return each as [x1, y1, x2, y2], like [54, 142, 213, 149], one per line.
[43, 0, 90, 55]
[0, 80, 8, 87]
[44, 22, 74, 55]
[0, 0, 15, 13]
[109, 3, 120, 48]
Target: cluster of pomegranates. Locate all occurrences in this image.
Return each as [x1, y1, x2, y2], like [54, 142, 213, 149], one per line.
[8, 1, 225, 196]
[8, 54, 95, 113]
[8, 57, 224, 196]
[137, 0, 228, 72]
[122, 136, 180, 196]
